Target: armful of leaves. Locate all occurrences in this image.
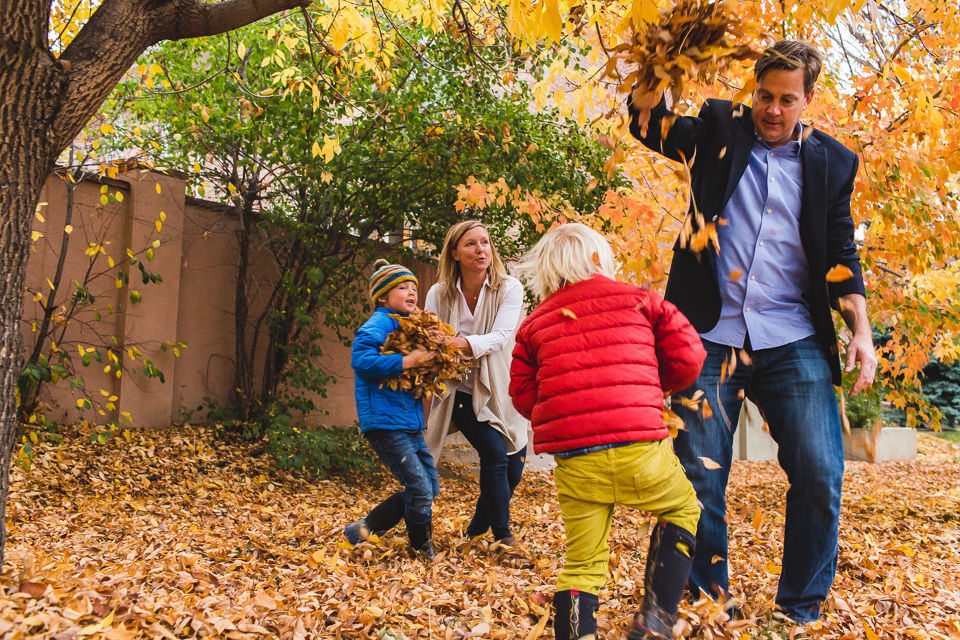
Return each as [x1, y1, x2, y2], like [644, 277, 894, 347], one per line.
[614, 0, 760, 137]
[379, 310, 472, 401]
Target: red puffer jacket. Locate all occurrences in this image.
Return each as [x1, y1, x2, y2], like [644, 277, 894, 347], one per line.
[510, 275, 706, 454]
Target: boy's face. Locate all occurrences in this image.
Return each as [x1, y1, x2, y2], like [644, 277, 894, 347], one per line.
[379, 281, 418, 313]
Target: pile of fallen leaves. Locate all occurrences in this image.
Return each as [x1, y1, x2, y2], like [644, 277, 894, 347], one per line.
[380, 310, 471, 400]
[2, 424, 959, 639]
[612, 0, 760, 138]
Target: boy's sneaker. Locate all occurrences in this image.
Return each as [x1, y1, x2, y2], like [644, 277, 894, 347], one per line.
[343, 518, 372, 545]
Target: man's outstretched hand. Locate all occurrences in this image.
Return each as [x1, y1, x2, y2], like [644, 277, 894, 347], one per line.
[845, 330, 878, 395]
[837, 293, 878, 395]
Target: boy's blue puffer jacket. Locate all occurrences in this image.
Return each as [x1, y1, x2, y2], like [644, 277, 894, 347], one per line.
[351, 307, 424, 433]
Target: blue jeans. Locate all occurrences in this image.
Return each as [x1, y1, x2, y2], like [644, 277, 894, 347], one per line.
[673, 336, 844, 624]
[365, 429, 440, 529]
[452, 392, 526, 540]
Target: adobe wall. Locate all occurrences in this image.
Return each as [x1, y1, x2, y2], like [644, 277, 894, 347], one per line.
[25, 166, 437, 430]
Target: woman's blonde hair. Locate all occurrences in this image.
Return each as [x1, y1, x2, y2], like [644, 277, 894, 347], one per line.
[437, 220, 508, 301]
[519, 223, 617, 298]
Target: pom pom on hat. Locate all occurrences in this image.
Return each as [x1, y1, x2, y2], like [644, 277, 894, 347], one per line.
[370, 259, 418, 302]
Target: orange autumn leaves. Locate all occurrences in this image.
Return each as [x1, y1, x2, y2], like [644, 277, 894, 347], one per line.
[380, 310, 472, 400]
[609, 0, 761, 138]
[669, 347, 756, 471]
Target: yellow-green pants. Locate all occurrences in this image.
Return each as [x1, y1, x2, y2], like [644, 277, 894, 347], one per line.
[554, 439, 700, 594]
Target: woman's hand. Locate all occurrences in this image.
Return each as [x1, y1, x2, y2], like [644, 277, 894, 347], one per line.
[449, 336, 474, 356]
[431, 334, 473, 356]
[402, 349, 436, 370]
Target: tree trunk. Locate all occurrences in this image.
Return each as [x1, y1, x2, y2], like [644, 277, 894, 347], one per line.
[233, 194, 255, 411]
[0, 1, 68, 565]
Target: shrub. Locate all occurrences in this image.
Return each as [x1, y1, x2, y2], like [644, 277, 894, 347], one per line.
[211, 400, 380, 480]
[265, 416, 380, 480]
[841, 387, 883, 431]
[921, 358, 960, 429]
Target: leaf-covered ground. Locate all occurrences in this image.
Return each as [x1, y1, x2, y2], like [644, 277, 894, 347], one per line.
[2, 426, 959, 639]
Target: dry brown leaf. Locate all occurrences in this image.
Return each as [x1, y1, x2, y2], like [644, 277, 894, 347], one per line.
[380, 309, 471, 400]
[4, 423, 959, 640]
[701, 398, 714, 419]
[255, 591, 277, 610]
[663, 408, 686, 438]
[699, 456, 722, 470]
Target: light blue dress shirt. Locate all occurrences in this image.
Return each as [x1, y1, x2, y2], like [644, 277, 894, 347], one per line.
[700, 128, 816, 350]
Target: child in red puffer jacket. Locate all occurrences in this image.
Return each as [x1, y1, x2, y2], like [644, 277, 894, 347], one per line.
[509, 223, 706, 640]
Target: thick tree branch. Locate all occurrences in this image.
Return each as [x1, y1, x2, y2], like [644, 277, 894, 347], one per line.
[171, 0, 311, 41]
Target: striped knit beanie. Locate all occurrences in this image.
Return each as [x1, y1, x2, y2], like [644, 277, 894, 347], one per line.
[369, 259, 418, 303]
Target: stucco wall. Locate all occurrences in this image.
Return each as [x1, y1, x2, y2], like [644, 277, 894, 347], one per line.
[25, 166, 436, 429]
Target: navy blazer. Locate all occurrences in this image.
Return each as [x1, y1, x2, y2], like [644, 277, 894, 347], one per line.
[628, 97, 865, 385]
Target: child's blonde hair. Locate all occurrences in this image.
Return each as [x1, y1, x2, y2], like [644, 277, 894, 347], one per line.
[520, 223, 617, 298]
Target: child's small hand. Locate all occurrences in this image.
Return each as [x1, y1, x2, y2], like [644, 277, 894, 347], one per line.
[402, 349, 436, 370]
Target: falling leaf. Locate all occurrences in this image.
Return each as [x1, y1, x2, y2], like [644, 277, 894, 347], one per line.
[751, 508, 763, 531]
[559, 308, 578, 320]
[719, 146, 727, 159]
[711, 555, 724, 564]
[701, 398, 714, 418]
[826, 264, 855, 282]
[729, 269, 743, 280]
[663, 408, 685, 438]
[699, 456, 722, 470]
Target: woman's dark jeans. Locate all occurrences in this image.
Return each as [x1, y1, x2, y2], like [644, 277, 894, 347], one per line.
[452, 391, 526, 540]
[363, 429, 440, 534]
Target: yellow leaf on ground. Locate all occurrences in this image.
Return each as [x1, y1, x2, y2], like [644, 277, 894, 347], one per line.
[77, 609, 115, 636]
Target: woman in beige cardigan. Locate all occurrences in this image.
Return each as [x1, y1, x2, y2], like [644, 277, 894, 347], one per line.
[425, 220, 528, 545]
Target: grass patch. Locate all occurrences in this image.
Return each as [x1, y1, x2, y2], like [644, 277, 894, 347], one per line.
[931, 429, 960, 444]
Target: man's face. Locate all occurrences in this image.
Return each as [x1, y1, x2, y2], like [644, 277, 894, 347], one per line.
[751, 68, 813, 148]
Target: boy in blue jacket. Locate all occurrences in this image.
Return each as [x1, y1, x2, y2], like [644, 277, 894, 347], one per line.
[345, 259, 439, 559]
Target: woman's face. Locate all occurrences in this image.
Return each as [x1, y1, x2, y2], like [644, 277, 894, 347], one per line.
[451, 226, 493, 275]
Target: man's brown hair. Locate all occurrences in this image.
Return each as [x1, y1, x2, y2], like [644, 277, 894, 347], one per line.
[754, 39, 823, 95]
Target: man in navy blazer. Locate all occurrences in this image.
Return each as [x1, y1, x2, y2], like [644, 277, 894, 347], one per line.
[628, 40, 877, 625]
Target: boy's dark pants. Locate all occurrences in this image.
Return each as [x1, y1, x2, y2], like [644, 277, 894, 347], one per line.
[363, 429, 439, 543]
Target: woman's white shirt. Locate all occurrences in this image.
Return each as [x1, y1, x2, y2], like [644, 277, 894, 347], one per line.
[424, 276, 524, 394]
